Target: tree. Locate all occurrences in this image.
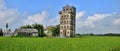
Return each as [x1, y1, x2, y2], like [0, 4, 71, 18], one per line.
[47, 24, 60, 36]
[0, 29, 3, 36]
[89, 33, 94, 36]
[47, 26, 55, 36]
[32, 23, 44, 37]
[53, 24, 60, 36]
[20, 24, 32, 29]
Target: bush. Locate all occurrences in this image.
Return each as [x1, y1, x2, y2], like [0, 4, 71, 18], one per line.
[75, 34, 82, 38]
[11, 34, 37, 38]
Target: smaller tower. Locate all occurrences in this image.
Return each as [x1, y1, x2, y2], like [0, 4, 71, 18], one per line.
[6, 23, 8, 30]
[5, 23, 10, 33]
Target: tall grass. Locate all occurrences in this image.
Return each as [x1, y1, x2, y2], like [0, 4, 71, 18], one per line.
[0, 36, 120, 51]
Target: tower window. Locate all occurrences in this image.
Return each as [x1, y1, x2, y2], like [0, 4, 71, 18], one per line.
[61, 15, 63, 17]
[63, 9, 65, 11]
[67, 26, 69, 29]
[66, 9, 68, 10]
[64, 26, 66, 28]
[67, 21, 68, 24]
[64, 21, 66, 24]
[68, 31, 69, 34]
[64, 15, 66, 17]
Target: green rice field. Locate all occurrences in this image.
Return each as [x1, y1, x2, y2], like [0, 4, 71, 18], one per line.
[0, 36, 120, 51]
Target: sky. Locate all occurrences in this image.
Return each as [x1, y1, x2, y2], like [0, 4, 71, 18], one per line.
[0, 0, 120, 34]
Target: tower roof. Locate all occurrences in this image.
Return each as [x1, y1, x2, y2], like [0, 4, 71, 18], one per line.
[64, 4, 76, 9]
[6, 23, 8, 28]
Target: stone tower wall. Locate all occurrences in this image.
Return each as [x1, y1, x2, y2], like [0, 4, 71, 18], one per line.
[59, 5, 76, 37]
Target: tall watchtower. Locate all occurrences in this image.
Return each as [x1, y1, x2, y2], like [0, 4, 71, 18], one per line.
[59, 5, 76, 37]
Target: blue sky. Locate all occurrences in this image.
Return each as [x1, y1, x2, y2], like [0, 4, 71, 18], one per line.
[5, 0, 120, 14]
[0, 0, 120, 34]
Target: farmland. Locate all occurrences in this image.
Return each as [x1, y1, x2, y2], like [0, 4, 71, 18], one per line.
[0, 36, 120, 51]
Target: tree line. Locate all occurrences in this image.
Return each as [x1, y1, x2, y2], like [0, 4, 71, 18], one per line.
[20, 23, 60, 37]
[76, 33, 120, 37]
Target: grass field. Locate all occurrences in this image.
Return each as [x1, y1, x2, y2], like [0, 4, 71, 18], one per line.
[0, 36, 120, 51]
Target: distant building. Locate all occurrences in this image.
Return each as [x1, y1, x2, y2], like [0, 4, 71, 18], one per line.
[3, 23, 14, 36]
[3, 29, 13, 36]
[14, 28, 38, 36]
[59, 5, 76, 37]
[44, 26, 53, 37]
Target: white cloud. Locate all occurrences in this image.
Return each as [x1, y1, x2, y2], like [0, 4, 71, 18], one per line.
[24, 11, 48, 25]
[24, 11, 60, 27]
[87, 14, 111, 22]
[84, 14, 111, 28]
[0, 0, 27, 31]
[0, 9, 18, 23]
[113, 18, 120, 25]
[76, 11, 85, 19]
[77, 13, 111, 28]
[49, 16, 59, 25]
[0, 0, 6, 10]
[76, 11, 86, 28]
[0, 0, 20, 29]
[76, 11, 120, 34]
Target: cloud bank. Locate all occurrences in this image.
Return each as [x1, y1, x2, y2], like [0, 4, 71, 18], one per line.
[76, 11, 120, 34]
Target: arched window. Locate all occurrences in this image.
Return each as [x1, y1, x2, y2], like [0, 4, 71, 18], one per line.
[68, 31, 69, 34]
[67, 26, 69, 29]
[70, 8, 71, 11]
[61, 15, 63, 18]
[63, 9, 65, 11]
[64, 21, 66, 24]
[64, 15, 66, 17]
[66, 9, 68, 10]
[64, 26, 66, 28]
[65, 15, 67, 19]
[67, 20, 69, 24]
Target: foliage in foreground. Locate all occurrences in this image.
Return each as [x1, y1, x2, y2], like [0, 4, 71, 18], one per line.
[0, 36, 120, 51]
